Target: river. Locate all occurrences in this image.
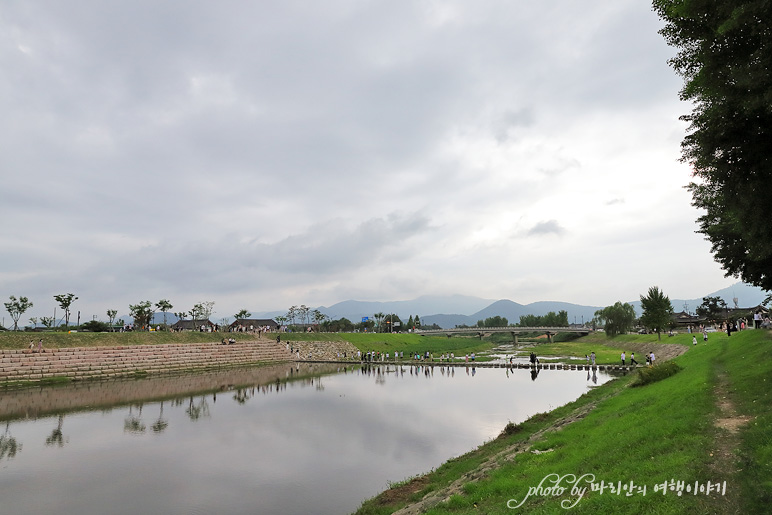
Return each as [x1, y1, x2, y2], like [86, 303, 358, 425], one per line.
[0, 363, 617, 514]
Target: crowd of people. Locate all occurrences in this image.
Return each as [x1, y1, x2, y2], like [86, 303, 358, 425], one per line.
[325, 350, 479, 363]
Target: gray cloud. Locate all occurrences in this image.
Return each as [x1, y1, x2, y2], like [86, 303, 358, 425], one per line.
[0, 1, 737, 319]
[527, 220, 566, 237]
[493, 108, 535, 142]
[85, 212, 432, 294]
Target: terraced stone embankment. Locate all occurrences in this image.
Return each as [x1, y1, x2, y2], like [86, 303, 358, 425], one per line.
[0, 340, 293, 384]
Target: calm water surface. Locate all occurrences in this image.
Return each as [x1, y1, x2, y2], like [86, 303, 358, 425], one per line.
[0, 363, 616, 514]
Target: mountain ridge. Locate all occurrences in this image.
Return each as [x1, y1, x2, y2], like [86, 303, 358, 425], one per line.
[123, 282, 766, 329]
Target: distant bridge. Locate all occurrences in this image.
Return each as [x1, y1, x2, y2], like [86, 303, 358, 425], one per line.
[413, 326, 593, 343]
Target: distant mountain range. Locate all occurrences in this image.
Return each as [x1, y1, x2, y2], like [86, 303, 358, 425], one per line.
[127, 282, 767, 329]
[253, 282, 766, 330]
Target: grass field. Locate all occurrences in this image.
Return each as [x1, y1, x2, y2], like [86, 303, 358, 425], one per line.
[485, 331, 692, 366]
[279, 331, 494, 358]
[0, 330, 257, 349]
[355, 329, 771, 514]
[0, 330, 493, 359]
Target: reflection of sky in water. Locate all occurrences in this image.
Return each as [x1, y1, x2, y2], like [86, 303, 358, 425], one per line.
[0, 366, 613, 515]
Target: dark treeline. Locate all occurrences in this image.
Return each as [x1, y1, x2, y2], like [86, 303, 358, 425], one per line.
[464, 310, 570, 328]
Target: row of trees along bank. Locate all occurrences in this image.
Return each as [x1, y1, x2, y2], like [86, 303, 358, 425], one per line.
[1, 295, 234, 332]
[452, 311, 571, 329]
[594, 286, 770, 340]
[274, 307, 438, 333]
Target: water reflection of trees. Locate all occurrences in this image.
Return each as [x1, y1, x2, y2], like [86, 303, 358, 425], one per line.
[233, 388, 251, 404]
[186, 396, 210, 421]
[45, 414, 68, 447]
[124, 404, 147, 434]
[152, 401, 169, 433]
[2, 366, 364, 446]
[1, 422, 22, 460]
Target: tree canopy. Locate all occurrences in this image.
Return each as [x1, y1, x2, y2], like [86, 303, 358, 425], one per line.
[234, 309, 251, 320]
[639, 286, 674, 340]
[373, 312, 385, 332]
[383, 314, 403, 332]
[696, 296, 728, 323]
[54, 293, 78, 327]
[4, 296, 33, 331]
[80, 320, 111, 332]
[129, 301, 154, 329]
[477, 316, 509, 327]
[654, 1, 772, 290]
[106, 309, 118, 330]
[321, 317, 355, 332]
[594, 302, 636, 338]
[190, 303, 207, 322]
[155, 300, 173, 327]
[518, 310, 569, 327]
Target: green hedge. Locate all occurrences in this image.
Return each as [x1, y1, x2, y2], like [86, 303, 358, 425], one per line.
[632, 361, 683, 386]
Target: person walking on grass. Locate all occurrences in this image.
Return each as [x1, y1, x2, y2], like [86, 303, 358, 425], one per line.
[693, 335, 697, 346]
[621, 351, 626, 366]
[630, 353, 638, 366]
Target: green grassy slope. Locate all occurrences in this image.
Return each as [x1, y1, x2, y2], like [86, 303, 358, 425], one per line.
[356, 330, 771, 514]
[0, 330, 256, 349]
[279, 332, 493, 357]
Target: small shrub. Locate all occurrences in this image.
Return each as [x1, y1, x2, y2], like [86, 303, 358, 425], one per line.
[79, 320, 111, 332]
[632, 361, 683, 386]
[386, 476, 412, 489]
[530, 411, 551, 422]
[499, 421, 522, 437]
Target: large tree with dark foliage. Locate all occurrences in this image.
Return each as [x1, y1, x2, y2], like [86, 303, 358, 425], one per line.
[129, 301, 154, 330]
[696, 295, 728, 323]
[519, 311, 570, 327]
[594, 302, 637, 338]
[653, 1, 772, 290]
[639, 286, 674, 340]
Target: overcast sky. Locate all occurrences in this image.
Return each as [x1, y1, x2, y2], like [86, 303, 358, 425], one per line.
[1, 1, 739, 323]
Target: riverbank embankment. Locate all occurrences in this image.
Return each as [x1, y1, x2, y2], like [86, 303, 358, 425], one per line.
[356, 330, 772, 514]
[0, 340, 293, 385]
